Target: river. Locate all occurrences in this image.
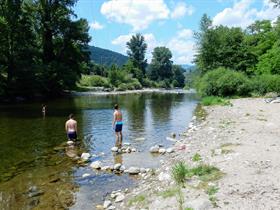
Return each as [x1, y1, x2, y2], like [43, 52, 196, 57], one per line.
[0, 91, 197, 209]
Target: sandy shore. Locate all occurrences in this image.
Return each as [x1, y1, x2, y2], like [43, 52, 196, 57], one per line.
[106, 98, 280, 210]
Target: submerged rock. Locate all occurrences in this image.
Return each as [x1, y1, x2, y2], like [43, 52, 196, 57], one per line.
[67, 141, 74, 146]
[90, 161, 102, 169]
[82, 173, 90, 178]
[149, 145, 160, 153]
[170, 132, 176, 138]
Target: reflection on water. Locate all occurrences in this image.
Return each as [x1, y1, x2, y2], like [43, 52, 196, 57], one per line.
[0, 92, 197, 209]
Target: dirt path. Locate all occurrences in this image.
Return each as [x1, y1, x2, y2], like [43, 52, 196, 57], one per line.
[106, 98, 280, 210]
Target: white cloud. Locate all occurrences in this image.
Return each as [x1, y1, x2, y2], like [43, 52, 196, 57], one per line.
[213, 0, 280, 28]
[90, 21, 104, 30]
[112, 29, 195, 64]
[177, 28, 193, 39]
[101, 0, 169, 31]
[171, 2, 194, 19]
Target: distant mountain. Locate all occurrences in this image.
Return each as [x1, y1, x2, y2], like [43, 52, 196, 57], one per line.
[88, 46, 128, 67]
[180, 64, 196, 73]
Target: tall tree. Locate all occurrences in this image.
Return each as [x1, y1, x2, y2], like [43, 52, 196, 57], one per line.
[148, 47, 173, 81]
[126, 33, 147, 77]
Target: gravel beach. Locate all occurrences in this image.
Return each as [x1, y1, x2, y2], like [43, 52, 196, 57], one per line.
[107, 98, 280, 210]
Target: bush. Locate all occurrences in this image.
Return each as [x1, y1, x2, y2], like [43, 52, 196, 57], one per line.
[79, 75, 110, 87]
[250, 74, 280, 95]
[201, 96, 231, 106]
[197, 67, 251, 97]
[171, 161, 189, 186]
[142, 78, 157, 88]
[116, 78, 142, 91]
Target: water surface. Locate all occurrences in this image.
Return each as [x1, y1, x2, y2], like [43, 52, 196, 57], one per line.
[0, 92, 197, 209]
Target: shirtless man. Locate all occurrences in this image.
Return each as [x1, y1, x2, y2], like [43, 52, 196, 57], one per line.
[112, 104, 123, 147]
[65, 114, 78, 141]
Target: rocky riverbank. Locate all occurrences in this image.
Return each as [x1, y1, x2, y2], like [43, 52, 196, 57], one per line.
[99, 98, 280, 210]
[69, 88, 195, 96]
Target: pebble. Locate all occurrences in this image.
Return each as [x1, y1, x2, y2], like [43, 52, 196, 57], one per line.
[115, 193, 125, 202]
[67, 141, 74, 146]
[166, 147, 174, 153]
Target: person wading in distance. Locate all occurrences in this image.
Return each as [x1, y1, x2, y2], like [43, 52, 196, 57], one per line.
[112, 104, 123, 147]
[65, 113, 78, 141]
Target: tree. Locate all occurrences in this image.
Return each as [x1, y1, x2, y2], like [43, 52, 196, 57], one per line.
[123, 60, 143, 83]
[0, 0, 39, 96]
[148, 47, 173, 81]
[172, 65, 185, 87]
[126, 33, 147, 77]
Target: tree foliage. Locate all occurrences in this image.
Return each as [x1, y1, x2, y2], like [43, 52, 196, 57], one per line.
[126, 33, 147, 76]
[0, 0, 90, 98]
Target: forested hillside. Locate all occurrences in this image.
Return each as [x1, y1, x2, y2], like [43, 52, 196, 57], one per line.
[88, 46, 128, 67]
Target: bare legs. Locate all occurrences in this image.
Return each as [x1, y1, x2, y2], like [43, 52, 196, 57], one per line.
[115, 131, 123, 147]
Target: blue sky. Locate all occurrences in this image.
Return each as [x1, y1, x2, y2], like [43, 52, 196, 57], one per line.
[74, 0, 280, 64]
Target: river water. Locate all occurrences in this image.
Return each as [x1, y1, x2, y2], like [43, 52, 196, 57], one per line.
[0, 91, 197, 209]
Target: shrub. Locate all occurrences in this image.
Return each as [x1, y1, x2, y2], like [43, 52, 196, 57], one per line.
[201, 96, 231, 106]
[79, 75, 110, 87]
[171, 161, 189, 186]
[250, 74, 280, 95]
[197, 67, 250, 97]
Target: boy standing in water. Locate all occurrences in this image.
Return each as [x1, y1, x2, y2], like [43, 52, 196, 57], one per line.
[65, 113, 78, 141]
[113, 104, 123, 147]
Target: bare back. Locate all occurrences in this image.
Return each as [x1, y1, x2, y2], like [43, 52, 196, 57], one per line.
[65, 119, 77, 132]
[114, 110, 122, 122]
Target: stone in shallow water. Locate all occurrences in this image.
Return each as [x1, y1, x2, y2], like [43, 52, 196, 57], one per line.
[111, 147, 118, 152]
[149, 145, 160, 153]
[114, 163, 122, 170]
[67, 141, 74, 146]
[82, 173, 90, 178]
[159, 148, 166, 154]
[81, 153, 91, 161]
[90, 161, 102, 169]
[103, 200, 112, 208]
[166, 147, 174, 153]
[127, 167, 140, 175]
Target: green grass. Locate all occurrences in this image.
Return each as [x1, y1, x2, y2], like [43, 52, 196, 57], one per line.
[190, 165, 224, 182]
[201, 96, 231, 106]
[185, 208, 194, 210]
[207, 186, 219, 196]
[172, 161, 190, 186]
[192, 153, 202, 162]
[128, 194, 146, 206]
[158, 187, 179, 198]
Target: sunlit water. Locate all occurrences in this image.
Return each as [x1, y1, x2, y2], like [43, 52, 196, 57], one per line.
[0, 91, 197, 209]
